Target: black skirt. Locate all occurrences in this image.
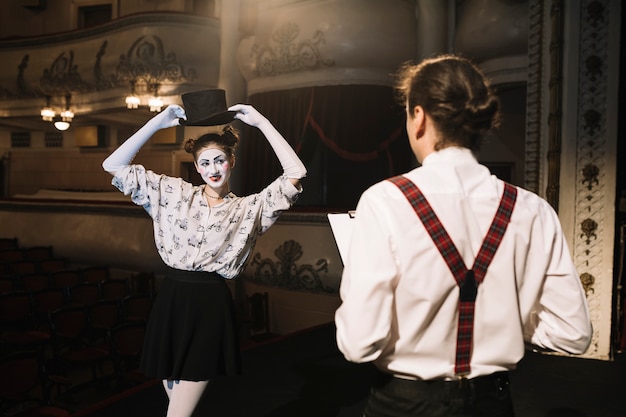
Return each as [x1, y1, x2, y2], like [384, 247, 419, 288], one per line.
[139, 268, 242, 381]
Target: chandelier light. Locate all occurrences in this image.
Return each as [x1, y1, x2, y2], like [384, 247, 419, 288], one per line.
[125, 80, 140, 109]
[148, 83, 163, 112]
[53, 118, 70, 131]
[126, 95, 140, 109]
[53, 94, 74, 131]
[41, 107, 55, 122]
[60, 109, 74, 122]
[40, 96, 55, 121]
[149, 96, 163, 112]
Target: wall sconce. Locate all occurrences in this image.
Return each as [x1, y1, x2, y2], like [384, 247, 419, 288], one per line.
[148, 83, 163, 112]
[40, 96, 55, 121]
[125, 80, 140, 109]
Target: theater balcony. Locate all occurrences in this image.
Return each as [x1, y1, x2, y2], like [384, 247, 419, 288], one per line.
[0, 11, 222, 133]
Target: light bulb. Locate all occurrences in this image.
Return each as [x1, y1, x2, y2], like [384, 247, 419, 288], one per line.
[54, 120, 70, 131]
[41, 107, 55, 122]
[149, 96, 163, 112]
[60, 109, 74, 122]
[125, 95, 140, 109]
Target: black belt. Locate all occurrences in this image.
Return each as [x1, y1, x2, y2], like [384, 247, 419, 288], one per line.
[373, 370, 510, 395]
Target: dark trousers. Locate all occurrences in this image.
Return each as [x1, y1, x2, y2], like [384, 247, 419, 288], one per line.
[364, 371, 514, 417]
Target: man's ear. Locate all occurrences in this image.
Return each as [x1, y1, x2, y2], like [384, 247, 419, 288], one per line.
[407, 105, 426, 141]
[414, 106, 426, 138]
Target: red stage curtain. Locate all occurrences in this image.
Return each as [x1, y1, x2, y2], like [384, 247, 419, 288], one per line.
[238, 85, 413, 210]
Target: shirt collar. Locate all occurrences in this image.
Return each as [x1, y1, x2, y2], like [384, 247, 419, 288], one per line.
[421, 147, 477, 166]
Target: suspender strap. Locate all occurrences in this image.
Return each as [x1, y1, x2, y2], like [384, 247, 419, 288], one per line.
[388, 176, 517, 376]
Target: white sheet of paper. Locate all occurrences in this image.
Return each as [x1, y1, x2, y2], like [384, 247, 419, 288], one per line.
[327, 211, 356, 265]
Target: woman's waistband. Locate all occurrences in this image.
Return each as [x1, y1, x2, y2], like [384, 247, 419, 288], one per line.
[165, 267, 224, 284]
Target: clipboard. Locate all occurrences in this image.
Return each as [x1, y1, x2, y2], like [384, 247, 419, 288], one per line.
[327, 210, 356, 266]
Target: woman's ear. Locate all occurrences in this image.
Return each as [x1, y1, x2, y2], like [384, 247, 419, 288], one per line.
[193, 161, 200, 173]
[230, 155, 236, 169]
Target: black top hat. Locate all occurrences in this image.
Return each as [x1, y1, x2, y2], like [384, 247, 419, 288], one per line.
[178, 89, 237, 126]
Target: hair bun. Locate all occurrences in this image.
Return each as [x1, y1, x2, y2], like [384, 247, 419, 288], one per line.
[464, 95, 501, 133]
[183, 138, 196, 154]
[221, 125, 240, 148]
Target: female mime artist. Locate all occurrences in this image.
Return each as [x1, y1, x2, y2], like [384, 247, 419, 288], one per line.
[102, 94, 306, 417]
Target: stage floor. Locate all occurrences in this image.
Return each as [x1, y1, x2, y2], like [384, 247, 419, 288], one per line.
[75, 322, 625, 417]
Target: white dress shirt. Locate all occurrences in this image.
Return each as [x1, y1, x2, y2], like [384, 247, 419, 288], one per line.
[335, 147, 592, 380]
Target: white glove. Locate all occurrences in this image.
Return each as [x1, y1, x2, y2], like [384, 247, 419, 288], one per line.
[102, 105, 186, 173]
[229, 104, 306, 179]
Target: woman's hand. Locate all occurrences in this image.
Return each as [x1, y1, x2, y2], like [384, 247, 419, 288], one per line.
[102, 105, 187, 175]
[228, 104, 268, 127]
[228, 103, 306, 183]
[151, 104, 187, 130]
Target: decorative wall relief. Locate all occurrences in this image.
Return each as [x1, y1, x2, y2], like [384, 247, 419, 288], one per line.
[580, 218, 598, 248]
[583, 109, 602, 136]
[545, 0, 565, 211]
[579, 272, 596, 296]
[529, 0, 617, 360]
[94, 41, 113, 90]
[236, 0, 417, 94]
[16, 55, 32, 97]
[0, 14, 216, 122]
[582, 164, 600, 191]
[114, 35, 197, 88]
[39, 51, 90, 96]
[249, 22, 335, 77]
[572, 0, 615, 359]
[525, 0, 545, 195]
[246, 239, 333, 293]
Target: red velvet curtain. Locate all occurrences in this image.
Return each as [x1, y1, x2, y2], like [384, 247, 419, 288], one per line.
[237, 85, 413, 210]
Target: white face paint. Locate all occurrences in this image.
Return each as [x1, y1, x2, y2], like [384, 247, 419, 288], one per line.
[195, 147, 232, 189]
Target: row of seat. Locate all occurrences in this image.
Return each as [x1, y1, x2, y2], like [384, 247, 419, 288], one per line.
[0, 244, 156, 338]
[0, 245, 55, 261]
[1, 288, 153, 334]
[1, 266, 116, 293]
[1, 256, 155, 295]
[0, 239, 153, 288]
[0, 237, 21, 251]
[0, 240, 158, 414]
[0, 349, 71, 416]
[0, 243, 112, 296]
[0, 317, 148, 416]
[0, 288, 154, 415]
[1, 256, 70, 276]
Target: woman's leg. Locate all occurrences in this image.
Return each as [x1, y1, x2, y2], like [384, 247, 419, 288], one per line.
[164, 379, 209, 417]
[162, 379, 173, 399]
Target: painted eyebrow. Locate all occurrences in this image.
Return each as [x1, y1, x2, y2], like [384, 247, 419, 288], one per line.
[198, 155, 227, 162]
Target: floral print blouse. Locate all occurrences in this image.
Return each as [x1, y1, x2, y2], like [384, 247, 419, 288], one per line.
[112, 164, 301, 279]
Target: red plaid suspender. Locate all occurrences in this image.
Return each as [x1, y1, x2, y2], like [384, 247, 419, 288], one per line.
[388, 176, 517, 376]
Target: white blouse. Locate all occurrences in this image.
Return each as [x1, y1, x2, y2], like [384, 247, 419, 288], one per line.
[112, 164, 302, 279]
